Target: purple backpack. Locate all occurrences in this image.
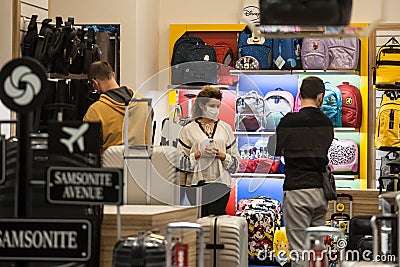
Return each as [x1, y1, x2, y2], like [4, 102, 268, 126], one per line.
[325, 38, 359, 69]
[301, 38, 330, 70]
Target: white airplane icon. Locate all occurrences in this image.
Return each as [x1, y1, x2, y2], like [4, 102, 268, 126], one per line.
[59, 123, 89, 153]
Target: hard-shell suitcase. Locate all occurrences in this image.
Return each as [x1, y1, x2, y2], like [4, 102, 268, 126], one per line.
[112, 232, 166, 267]
[197, 215, 248, 267]
[236, 196, 283, 265]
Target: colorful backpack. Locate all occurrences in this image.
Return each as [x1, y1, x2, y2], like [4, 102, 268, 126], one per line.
[325, 37, 359, 70]
[301, 38, 330, 70]
[375, 92, 400, 150]
[238, 28, 273, 70]
[328, 139, 359, 173]
[235, 90, 265, 132]
[293, 91, 302, 112]
[272, 38, 302, 70]
[374, 37, 400, 88]
[235, 56, 260, 70]
[264, 88, 295, 130]
[337, 82, 362, 128]
[321, 82, 342, 127]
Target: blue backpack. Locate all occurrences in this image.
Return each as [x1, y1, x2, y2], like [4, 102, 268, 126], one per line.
[321, 82, 342, 127]
[272, 38, 302, 70]
[238, 29, 273, 70]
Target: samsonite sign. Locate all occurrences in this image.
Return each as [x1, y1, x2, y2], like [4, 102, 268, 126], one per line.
[0, 219, 91, 261]
[47, 166, 123, 205]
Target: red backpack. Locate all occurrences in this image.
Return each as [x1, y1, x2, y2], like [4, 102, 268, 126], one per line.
[213, 42, 238, 86]
[337, 82, 362, 128]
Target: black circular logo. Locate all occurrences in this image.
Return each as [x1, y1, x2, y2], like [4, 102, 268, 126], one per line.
[0, 57, 47, 112]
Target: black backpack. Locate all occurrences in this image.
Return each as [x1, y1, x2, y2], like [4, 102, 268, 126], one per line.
[171, 35, 217, 66]
[21, 15, 38, 57]
[171, 35, 218, 85]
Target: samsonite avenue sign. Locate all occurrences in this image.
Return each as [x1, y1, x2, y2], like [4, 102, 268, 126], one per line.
[0, 219, 91, 261]
[47, 166, 123, 205]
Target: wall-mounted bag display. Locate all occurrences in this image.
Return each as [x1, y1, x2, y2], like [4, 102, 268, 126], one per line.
[328, 139, 359, 173]
[259, 0, 352, 26]
[272, 38, 302, 70]
[264, 88, 294, 130]
[375, 92, 400, 150]
[171, 35, 218, 85]
[374, 37, 400, 88]
[325, 37, 359, 70]
[235, 56, 260, 70]
[321, 82, 343, 127]
[238, 28, 273, 70]
[301, 38, 330, 70]
[337, 82, 362, 128]
[235, 90, 265, 132]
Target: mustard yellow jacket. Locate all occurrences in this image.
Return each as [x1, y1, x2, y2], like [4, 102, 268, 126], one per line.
[83, 86, 150, 156]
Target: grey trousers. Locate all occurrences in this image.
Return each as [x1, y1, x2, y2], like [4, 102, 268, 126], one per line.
[283, 187, 328, 267]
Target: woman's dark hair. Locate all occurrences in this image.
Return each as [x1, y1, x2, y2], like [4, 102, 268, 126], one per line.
[300, 76, 325, 99]
[192, 85, 223, 118]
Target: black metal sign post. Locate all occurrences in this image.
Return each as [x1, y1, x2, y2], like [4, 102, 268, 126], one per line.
[0, 57, 48, 266]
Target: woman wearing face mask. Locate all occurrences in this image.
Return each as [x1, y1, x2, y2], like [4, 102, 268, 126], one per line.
[178, 85, 240, 217]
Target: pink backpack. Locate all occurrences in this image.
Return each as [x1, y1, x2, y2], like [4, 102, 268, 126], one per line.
[293, 91, 302, 112]
[328, 139, 358, 173]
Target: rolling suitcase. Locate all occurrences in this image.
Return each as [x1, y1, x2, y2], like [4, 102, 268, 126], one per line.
[236, 196, 282, 265]
[197, 215, 248, 267]
[112, 232, 166, 267]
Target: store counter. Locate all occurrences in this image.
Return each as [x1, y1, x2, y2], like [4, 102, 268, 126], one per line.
[326, 189, 381, 218]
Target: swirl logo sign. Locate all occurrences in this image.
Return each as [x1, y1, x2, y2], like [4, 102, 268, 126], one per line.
[0, 57, 47, 112]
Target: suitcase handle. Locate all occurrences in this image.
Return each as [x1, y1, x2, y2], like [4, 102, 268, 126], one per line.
[331, 212, 351, 221]
[336, 193, 353, 201]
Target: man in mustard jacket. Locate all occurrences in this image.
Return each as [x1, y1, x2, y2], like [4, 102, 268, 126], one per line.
[83, 61, 151, 158]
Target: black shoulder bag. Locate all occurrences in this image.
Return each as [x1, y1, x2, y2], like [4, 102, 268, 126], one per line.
[323, 166, 337, 200]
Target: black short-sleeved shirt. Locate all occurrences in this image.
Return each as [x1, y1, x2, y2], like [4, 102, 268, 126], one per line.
[270, 107, 334, 191]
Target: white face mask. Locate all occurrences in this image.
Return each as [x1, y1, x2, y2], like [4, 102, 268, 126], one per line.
[204, 106, 219, 120]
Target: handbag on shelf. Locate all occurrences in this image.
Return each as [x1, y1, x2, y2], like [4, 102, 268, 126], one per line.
[322, 166, 337, 201]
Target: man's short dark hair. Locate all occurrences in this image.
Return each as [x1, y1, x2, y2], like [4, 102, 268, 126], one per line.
[88, 61, 114, 81]
[300, 76, 325, 99]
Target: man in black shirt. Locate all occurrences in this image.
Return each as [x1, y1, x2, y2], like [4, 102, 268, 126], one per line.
[268, 76, 334, 266]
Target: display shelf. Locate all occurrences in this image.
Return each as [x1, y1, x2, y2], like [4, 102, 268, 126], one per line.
[232, 173, 285, 178]
[235, 129, 356, 135]
[234, 131, 275, 136]
[167, 84, 234, 90]
[230, 70, 359, 75]
[374, 84, 400, 91]
[334, 174, 358, 180]
[334, 127, 357, 132]
[232, 173, 357, 180]
[47, 73, 88, 80]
